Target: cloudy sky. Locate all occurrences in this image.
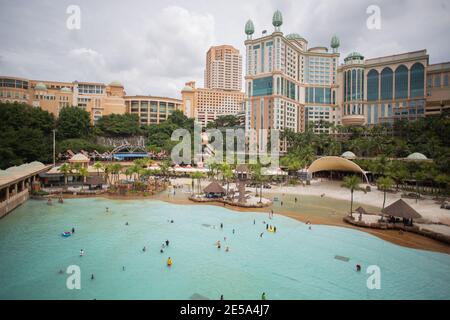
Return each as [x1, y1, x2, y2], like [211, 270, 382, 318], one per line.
[0, 0, 449, 98]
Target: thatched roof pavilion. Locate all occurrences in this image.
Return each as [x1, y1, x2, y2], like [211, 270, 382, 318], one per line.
[381, 199, 421, 219]
[203, 181, 226, 197]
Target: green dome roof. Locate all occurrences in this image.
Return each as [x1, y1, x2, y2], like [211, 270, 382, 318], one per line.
[245, 19, 255, 35]
[182, 86, 193, 92]
[406, 152, 428, 160]
[272, 10, 283, 27]
[60, 87, 71, 93]
[331, 35, 340, 49]
[345, 52, 364, 61]
[109, 80, 123, 87]
[341, 151, 356, 159]
[286, 33, 304, 40]
[34, 82, 47, 90]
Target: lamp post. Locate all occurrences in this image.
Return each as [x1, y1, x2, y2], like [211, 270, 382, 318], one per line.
[53, 129, 56, 167]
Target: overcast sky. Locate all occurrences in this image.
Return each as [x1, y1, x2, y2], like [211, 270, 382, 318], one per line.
[0, 0, 449, 98]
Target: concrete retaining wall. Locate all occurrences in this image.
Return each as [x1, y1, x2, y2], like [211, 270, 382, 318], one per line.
[0, 189, 29, 219]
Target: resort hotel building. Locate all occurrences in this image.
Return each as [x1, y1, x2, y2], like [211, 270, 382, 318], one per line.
[0, 77, 127, 123]
[125, 96, 183, 126]
[244, 10, 450, 148]
[182, 45, 245, 127]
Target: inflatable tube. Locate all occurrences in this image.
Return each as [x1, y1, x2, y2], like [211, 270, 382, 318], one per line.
[61, 232, 71, 237]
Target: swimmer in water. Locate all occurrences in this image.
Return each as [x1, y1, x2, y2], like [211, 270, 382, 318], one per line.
[165, 240, 169, 246]
[142, 246, 146, 252]
[91, 274, 94, 280]
[220, 223, 223, 229]
[79, 249, 84, 257]
[167, 257, 172, 267]
[260, 232, 264, 238]
[160, 249, 164, 253]
[72, 227, 75, 234]
[225, 246, 229, 252]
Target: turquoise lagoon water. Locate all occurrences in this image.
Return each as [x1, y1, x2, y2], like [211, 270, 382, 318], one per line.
[0, 198, 449, 300]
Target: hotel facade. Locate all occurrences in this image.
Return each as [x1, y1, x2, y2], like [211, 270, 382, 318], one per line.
[244, 10, 450, 146]
[125, 96, 183, 126]
[0, 77, 126, 123]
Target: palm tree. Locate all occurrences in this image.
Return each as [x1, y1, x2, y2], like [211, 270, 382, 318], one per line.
[191, 172, 205, 195]
[377, 176, 394, 209]
[58, 163, 72, 188]
[159, 160, 171, 181]
[93, 161, 103, 176]
[78, 167, 89, 191]
[104, 164, 114, 186]
[111, 163, 123, 184]
[341, 176, 366, 216]
[222, 165, 234, 196]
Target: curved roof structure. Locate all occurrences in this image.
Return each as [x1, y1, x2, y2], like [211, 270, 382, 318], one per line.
[341, 151, 356, 159]
[182, 85, 193, 92]
[0, 162, 48, 187]
[69, 153, 90, 162]
[109, 80, 123, 87]
[406, 152, 428, 160]
[344, 52, 364, 62]
[308, 156, 368, 183]
[34, 82, 47, 90]
[286, 33, 304, 40]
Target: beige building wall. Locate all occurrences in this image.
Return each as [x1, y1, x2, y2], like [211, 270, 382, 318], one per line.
[426, 62, 450, 116]
[0, 77, 126, 122]
[205, 45, 242, 91]
[125, 96, 182, 125]
[181, 81, 244, 127]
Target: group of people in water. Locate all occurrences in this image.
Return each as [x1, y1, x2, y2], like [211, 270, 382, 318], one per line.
[47, 196, 64, 206]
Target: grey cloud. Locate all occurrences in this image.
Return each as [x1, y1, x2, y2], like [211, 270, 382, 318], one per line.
[0, 0, 449, 98]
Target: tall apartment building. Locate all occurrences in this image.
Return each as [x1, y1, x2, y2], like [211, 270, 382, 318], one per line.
[125, 96, 182, 126]
[182, 45, 245, 127]
[244, 10, 340, 152]
[205, 45, 242, 91]
[0, 76, 126, 122]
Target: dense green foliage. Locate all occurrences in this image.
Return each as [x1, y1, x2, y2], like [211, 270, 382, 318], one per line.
[144, 110, 194, 152]
[95, 114, 141, 137]
[0, 102, 54, 168]
[56, 107, 91, 140]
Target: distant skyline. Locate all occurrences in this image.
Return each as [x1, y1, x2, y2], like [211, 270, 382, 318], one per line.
[0, 0, 449, 98]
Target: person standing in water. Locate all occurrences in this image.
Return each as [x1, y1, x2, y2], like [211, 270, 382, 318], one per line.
[165, 240, 169, 246]
[91, 274, 94, 280]
[261, 292, 266, 300]
[79, 249, 84, 257]
[167, 257, 173, 267]
[71, 227, 75, 234]
[220, 223, 223, 229]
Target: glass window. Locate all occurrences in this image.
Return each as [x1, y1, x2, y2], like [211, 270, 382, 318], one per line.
[252, 76, 273, 96]
[395, 65, 408, 99]
[380, 67, 393, 100]
[367, 69, 379, 101]
[410, 63, 425, 98]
